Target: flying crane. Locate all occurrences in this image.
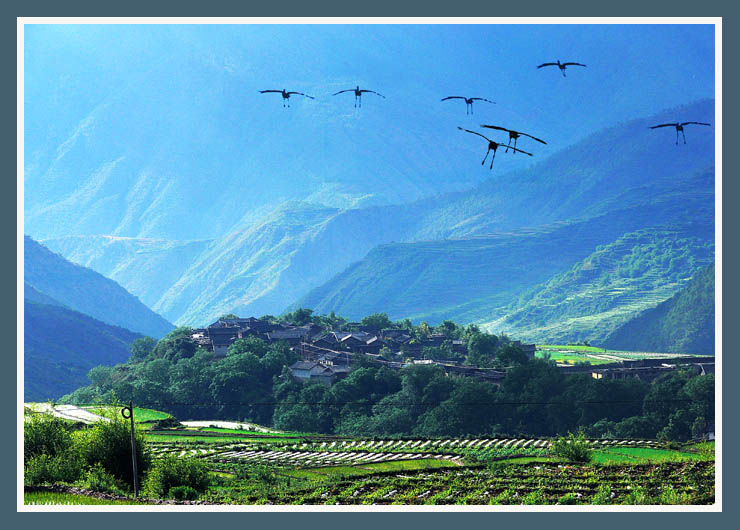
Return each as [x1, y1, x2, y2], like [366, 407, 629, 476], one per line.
[458, 127, 532, 170]
[332, 85, 385, 108]
[649, 121, 711, 145]
[441, 96, 495, 115]
[480, 125, 547, 153]
[259, 89, 315, 107]
[537, 60, 587, 77]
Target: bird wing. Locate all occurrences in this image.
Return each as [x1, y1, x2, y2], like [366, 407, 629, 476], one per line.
[360, 90, 385, 98]
[441, 96, 466, 101]
[287, 92, 315, 99]
[332, 89, 353, 95]
[470, 98, 495, 104]
[650, 123, 679, 129]
[537, 63, 558, 68]
[458, 126, 491, 142]
[481, 125, 510, 133]
[259, 90, 282, 94]
[508, 145, 533, 156]
[518, 132, 547, 144]
[681, 121, 711, 127]
[562, 62, 587, 67]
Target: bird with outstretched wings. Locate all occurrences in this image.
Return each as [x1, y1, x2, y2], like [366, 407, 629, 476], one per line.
[441, 96, 495, 115]
[481, 125, 547, 145]
[458, 126, 532, 169]
[649, 121, 711, 144]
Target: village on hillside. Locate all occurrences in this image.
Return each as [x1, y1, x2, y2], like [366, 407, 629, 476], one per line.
[191, 316, 714, 387]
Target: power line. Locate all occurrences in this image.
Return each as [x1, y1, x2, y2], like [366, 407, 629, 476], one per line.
[53, 398, 702, 408]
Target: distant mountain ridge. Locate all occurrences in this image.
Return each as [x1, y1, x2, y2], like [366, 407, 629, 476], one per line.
[24, 299, 142, 401]
[24, 236, 174, 337]
[40, 100, 714, 331]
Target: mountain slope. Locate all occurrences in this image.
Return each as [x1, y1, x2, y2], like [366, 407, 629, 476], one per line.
[297, 184, 713, 326]
[601, 264, 715, 354]
[24, 236, 174, 337]
[484, 226, 714, 343]
[24, 299, 142, 401]
[39, 100, 715, 327]
[41, 235, 212, 309]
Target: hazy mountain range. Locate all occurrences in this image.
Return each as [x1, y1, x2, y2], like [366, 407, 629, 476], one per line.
[24, 236, 174, 338]
[38, 100, 714, 346]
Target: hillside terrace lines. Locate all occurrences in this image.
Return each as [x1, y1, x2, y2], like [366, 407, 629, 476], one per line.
[148, 436, 663, 465]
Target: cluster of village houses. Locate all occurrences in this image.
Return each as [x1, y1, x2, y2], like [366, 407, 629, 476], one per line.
[191, 316, 712, 387]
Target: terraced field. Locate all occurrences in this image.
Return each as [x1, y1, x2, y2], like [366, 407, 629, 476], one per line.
[23, 406, 715, 505]
[147, 433, 664, 467]
[199, 461, 715, 505]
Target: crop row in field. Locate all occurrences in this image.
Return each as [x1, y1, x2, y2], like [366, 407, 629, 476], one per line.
[210, 449, 464, 467]
[200, 461, 714, 505]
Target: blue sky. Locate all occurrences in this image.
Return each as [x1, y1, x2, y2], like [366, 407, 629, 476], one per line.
[23, 23, 716, 239]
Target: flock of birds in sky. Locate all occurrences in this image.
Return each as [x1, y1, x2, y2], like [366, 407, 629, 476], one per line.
[260, 59, 712, 170]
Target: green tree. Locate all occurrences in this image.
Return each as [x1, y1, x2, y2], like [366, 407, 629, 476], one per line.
[418, 321, 431, 340]
[495, 343, 529, 367]
[361, 312, 393, 330]
[227, 336, 269, 358]
[129, 337, 157, 362]
[467, 332, 500, 366]
[280, 308, 314, 326]
[436, 320, 458, 338]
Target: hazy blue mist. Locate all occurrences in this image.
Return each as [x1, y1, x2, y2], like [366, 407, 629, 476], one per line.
[24, 23, 715, 241]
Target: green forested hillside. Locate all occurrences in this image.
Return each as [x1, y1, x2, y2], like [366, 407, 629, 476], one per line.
[24, 300, 142, 401]
[296, 176, 713, 329]
[602, 264, 715, 354]
[24, 236, 174, 337]
[485, 228, 714, 343]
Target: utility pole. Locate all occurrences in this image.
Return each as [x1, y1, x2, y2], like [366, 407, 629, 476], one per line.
[121, 401, 138, 497]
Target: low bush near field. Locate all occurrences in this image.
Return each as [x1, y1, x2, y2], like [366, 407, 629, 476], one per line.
[24, 454, 83, 485]
[74, 464, 128, 495]
[170, 485, 200, 501]
[23, 409, 151, 492]
[143, 455, 210, 499]
[24, 413, 74, 463]
[550, 431, 593, 464]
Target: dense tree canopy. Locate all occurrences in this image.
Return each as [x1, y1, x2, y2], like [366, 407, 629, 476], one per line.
[60, 312, 713, 441]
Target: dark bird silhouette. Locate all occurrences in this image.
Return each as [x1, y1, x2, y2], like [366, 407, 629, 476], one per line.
[441, 96, 495, 115]
[649, 121, 711, 145]
[259, 89, 315, 107]
[458, 127, 532, 169]
[537, 60, 587, 77]
[332, 85, 385, 108]
[480, 124, 547, 153]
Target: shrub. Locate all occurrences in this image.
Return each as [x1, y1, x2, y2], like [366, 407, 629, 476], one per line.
[75, 463, 127, 495]
[74, 408, 151, 489]
[550, 431, 593, 464]
[143, 456, 210, 499]
[170, 485, 200, 501]
[24, 413, 73, 463]
[24, 454, 82, 485]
